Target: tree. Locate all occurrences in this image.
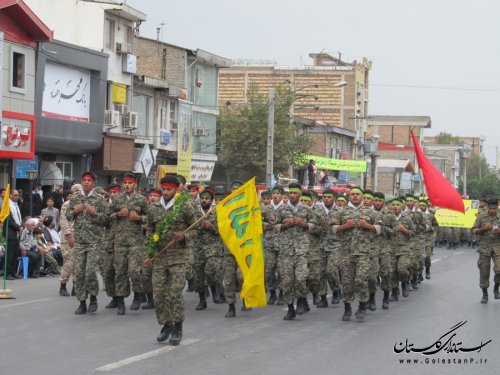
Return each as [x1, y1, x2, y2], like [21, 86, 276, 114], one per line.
[466, 153, 489, 180]
[435, 132, 460, 144]
[217, 84, 313, 183]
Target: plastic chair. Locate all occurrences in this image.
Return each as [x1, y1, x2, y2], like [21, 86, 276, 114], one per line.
[17, 256, 29, 279]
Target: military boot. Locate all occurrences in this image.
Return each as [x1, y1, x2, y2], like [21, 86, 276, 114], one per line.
[481, 288, 488, 304]
[316, 294, 328, 308]
[390, 287, 399, 302]
[195, 292, 207, 310]
[283, 304, 296, 321]
[368, 293, 376, 311]
[295, 298, 306, 315]
[355, 302, 367, 321]
[241, 300, 252, 312]
[402, 282, 410, 297]
[411, 277, 419, 290]
[130, 293, 142, 310]
[210, 285, 222, 304]
[312, 293, 320, 305]
[74, 300, 87, 315]
[331, 289, 341, 305]
[494, 284, 500, 299]
[417, 271, 424, 283]
[88, 296, 98, 314]
[267, 290, 277, 305]
[186, 278, 195, 292]
[116, 296, 126, 315]
[304, 297, 310, 312]
[59, 283, 70, 297]
[425, 267, 431, 279]
[276, 290, 284, 306]
[205, 286, 210, 298]
[225, 303, 236, 318]
[169, 322, 183, 346]
[341, 303, 352, 321]
[105, 296, 118, 309]
[142, 293, 154, 310]
[382, 290, 390, 310]
[157, 323, 174, 342]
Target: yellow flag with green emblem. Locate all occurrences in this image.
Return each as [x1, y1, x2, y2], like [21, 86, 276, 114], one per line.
[0, 184, 10, 223]
[216, 177, 267, 307]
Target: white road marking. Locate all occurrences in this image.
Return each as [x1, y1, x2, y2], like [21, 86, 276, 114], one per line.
[0, 298, 52, 309]
[431, 258, 441, 263]
[94, 338, 200, 372]
[454, 251, 464, 255]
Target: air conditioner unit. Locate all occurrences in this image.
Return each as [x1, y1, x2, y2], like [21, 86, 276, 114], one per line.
[123, 112, 138, 129]
[194, 128, 207, 137]
[116, 42, 132, 54]
[105, 110, 120, 127]
[170, 122, 178, 131]
[115, 104, 128, 115]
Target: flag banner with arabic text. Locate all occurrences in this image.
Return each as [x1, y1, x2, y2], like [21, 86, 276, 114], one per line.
[216, 177, 266, 307]
[411, 131, 465, 213]
[435, 200, 478, 228]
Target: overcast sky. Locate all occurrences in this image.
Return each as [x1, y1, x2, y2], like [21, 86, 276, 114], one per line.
[126, 0, 500, 164]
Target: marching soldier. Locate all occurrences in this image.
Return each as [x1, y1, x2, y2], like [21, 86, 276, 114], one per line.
[108, 173, 149, 314]
[67, 172, 108, 315]
[276, 183, 318, 320]
[419, 199, 438, 280]
[472, 197, 500, 303]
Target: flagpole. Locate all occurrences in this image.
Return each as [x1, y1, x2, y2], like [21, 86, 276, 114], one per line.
[1, 217, 10, 295]
[146, 207, 213, 264]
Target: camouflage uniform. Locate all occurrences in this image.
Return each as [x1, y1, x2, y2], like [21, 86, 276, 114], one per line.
[193, 207, 223, 296]
[391, 212, 415, 287]
[102, 203, 118, 298]
[473, 212, 500, 289]
[331, 205, 382, 304]
[422, 210, 438, 273]
[275, 202, 317, 305]
[59, 199, 75, 285]
[66, 190, 108, 302]
[322, 206, 342, 299]
[223, 244, 239, 304]
[185, 198, 202, 284]
[262, 203, 282, 293]
[153, 193, 196, 325]
[108, 191, 149, 297]
[308, 204, 327, 297]
[144, 201, 165, 295]
[370, 206, 396, 293]
[407, 208, 425, 284]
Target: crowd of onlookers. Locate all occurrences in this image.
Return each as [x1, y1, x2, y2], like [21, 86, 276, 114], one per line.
[0, 184, 65, 279]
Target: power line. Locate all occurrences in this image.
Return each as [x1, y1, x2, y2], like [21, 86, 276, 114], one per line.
[371, 83, 500, 92]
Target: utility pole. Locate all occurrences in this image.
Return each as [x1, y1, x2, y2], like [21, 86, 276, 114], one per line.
[266, 89, 275, 188]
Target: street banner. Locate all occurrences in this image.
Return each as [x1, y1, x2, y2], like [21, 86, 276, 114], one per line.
[435, 200, 478, 228]
[177, 100, 193, 183]
[298, 154, 367, 173]
[216, 177, 267, 307]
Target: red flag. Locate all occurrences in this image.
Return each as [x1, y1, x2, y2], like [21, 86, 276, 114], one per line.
[410, 131, 465, 213]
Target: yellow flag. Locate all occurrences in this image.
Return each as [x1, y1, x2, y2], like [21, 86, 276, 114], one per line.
[0, 184, 10, 223]
[216, 177, 267, 307]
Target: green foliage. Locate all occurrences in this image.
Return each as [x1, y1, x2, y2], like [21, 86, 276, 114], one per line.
[466, 153, 489, 180]
[217, 83, 313, 182]
[435, 132, 460, 144]
[145, 192, 190, 258]
[464, 175, 500, 199]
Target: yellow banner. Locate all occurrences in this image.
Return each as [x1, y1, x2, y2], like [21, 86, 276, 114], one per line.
[0, 184, 10, 223]
[435, 199, 478, 228]
[216, 177, 267, 307]
[112, 83, 127, 104]
[298, 154, 367, 173]
[177, 100, 193, 183]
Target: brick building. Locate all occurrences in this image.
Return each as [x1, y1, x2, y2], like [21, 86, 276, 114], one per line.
[218, 53, 372, 175]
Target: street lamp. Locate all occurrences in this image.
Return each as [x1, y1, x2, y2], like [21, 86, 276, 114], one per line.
[26, 169, 38, 217]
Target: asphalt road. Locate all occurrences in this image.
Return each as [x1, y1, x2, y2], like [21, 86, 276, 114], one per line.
[1, 245, 499, 375]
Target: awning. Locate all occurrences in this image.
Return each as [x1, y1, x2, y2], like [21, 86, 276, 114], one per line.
[39, 161, 63, 185]
[376, 159, 414, 172]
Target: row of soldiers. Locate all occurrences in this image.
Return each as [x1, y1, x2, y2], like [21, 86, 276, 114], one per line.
[259, 184, 438, 321]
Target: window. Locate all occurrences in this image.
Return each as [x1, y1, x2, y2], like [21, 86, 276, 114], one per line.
[133, 93, 150, 137]
[10, 47, 26, 93]
[169, 101, 177, 130]
[55, 162, 73, 179]
[104, 18, 115, 50]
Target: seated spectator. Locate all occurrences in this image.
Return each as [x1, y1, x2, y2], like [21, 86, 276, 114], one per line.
[41, 196, 60, 230]
[41, 216, 63, 266]
[32, 227, 60, 276]
[19, 218, 43, 278]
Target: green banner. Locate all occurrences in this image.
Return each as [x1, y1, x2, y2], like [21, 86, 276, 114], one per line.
[298, 154, 367, 173]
